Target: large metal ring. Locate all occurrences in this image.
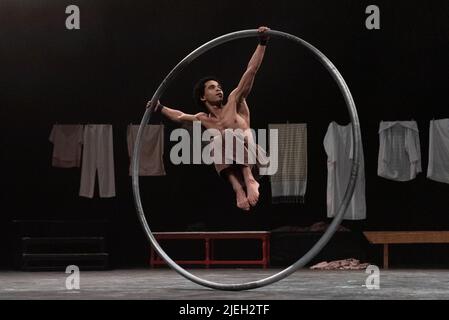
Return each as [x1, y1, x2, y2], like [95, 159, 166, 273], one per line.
[132, 29, 362, 291]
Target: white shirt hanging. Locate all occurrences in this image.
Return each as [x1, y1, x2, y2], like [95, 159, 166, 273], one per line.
[378, 121, 422, 181]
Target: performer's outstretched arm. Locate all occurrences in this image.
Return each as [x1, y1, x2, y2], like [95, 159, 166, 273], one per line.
[146, 100, 194, 123]
[230, 26, 270, 103]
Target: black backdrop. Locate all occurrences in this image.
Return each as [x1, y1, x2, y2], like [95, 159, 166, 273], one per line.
[1, 0, 448, 268]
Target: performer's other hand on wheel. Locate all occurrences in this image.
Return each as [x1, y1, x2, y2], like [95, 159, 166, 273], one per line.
[146, 99, 161, 111]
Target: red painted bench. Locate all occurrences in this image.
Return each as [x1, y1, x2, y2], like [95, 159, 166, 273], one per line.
[150, 231, 270, 268]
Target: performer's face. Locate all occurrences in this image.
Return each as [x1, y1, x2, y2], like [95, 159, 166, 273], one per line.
[201, 80, 223, 105]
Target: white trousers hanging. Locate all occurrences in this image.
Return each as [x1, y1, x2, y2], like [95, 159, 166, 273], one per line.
[79, 124, 116, 198]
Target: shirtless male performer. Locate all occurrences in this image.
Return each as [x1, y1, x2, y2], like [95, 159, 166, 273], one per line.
[148, 26, 270, 211]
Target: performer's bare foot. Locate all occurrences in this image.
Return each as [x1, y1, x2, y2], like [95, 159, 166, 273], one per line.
[246, 179, 260, 207]
[236, 188, 250, 211]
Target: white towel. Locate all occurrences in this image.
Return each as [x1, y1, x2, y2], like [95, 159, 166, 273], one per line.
[268, 123, 307, 203]
[127, 124, 166, 176]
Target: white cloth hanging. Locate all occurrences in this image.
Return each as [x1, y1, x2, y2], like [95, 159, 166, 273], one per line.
[127, 124, 166, 176]
[269, 123, 307, 203]
[79, 124, 116, 198]
[49, 124, 84, 168]
[427, 119, 449, 184]
[324, 122, 366, 221]
[378, 121, 422, 181]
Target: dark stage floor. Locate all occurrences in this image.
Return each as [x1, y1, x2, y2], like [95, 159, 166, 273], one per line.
[1, 269, 448, 300]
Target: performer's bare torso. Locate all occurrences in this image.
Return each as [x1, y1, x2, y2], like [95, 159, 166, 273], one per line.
[200, 99, 258, 151]
[202, 100, 250, 133]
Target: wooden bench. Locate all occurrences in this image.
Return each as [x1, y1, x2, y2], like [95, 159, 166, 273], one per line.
[363, 231, 449, 269]
[150, 231, 270, 268]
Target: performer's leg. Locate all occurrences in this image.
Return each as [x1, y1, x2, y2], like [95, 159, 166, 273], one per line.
[224, 167, 250, 211]
[241, 166, 260, 207]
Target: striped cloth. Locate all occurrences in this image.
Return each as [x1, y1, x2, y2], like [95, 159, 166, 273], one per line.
[268, 123, 307, 203]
